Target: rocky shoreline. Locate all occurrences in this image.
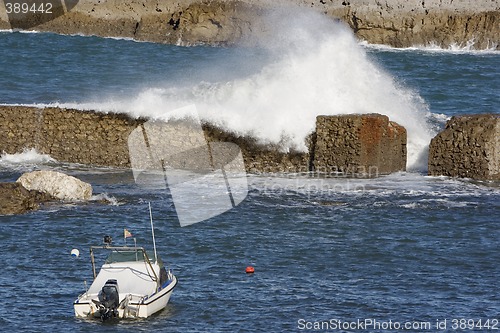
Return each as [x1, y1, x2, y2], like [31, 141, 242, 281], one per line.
[0, 0, 498, 49]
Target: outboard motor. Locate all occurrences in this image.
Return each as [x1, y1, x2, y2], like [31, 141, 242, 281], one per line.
[96, 279, 120, 321]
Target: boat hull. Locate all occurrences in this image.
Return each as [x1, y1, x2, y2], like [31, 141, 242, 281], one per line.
[74, 275, 177, 319]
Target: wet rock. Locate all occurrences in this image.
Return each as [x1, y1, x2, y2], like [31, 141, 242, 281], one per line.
[0, 106, 140, 167]
[0, 183, 53, 215]
[203, 123, 311, 174]
[428, 114, 500, 180]
[17, 170, 93, 201]
[314, 114, 407, 176]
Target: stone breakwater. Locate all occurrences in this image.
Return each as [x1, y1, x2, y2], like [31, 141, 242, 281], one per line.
[2, 106, 498, 180]
[0, 106, 139, 167]
[314, 115, 406, 175]
[0, 106, 407, 175]
[0, 0, 498, 49]
[428, 114, 500, 180]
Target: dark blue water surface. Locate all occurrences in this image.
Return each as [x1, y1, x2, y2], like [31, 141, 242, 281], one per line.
[367, 48, 499, 116]
[0, 31, 499, 332]
[0, 32, 267, 105]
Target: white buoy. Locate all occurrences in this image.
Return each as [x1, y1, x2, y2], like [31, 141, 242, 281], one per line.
[71, 248, 80, 258]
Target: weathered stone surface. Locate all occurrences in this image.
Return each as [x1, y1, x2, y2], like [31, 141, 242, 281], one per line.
[1, 0, 260, 46]
[0, 183, 53, 215]
[0, 105, 311, 173]
[17, 170, 93, 201]
[0, 106, 141, 167]
[314, 114, 407, 176]
[428, 114, 500, 180]
[168, 1, 260, 46]
[0, 0, 497, 49]
[129, 120, 215, 173]
[324, 1, 499, 50]
[203, 123, 311, 173]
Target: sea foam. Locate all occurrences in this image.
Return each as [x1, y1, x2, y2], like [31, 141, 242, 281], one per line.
[361, 40, 500, 55]
[0, 148, 55, 165]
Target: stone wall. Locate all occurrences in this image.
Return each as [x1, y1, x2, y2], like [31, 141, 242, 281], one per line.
[428, 114, 500, 180]
[0, 106, 407, 175]
[0, 106, 141, 167]
[314, 114, 407, 176]
[203, 124, 311, 173]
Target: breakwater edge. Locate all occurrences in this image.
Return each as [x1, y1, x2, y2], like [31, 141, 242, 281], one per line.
[0, 105, 407, 174]
[1, 106, 498, 181]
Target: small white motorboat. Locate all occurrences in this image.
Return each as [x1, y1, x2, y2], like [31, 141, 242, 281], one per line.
[74, 205, 177, 321]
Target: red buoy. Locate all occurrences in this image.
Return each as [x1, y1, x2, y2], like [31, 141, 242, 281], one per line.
[245, 266, 255, 274]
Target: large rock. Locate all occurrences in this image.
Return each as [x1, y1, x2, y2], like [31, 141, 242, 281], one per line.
[168, 1, 259, 45]
[0, 183, 54, 215]
[313, 114, 407, 176]
[17, 170, 93, 201]
[428, 114, 500, 180]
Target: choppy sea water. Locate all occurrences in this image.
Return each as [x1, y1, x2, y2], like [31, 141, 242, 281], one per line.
[0, 20, 499, 333]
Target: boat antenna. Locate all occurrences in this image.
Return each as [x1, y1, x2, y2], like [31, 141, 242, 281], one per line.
[149, 202, 158, 263]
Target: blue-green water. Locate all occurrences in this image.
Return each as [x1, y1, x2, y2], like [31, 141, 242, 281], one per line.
[0, 27, 499, 333]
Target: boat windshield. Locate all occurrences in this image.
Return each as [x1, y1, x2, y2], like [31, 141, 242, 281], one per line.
[104, 249, 163, 266]
[105, 249, 145, 264]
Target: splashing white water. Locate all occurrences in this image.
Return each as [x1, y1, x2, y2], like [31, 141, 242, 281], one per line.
[64, 7, 436, 170]
[361, 40, 500, 55]
[91, 193, 121, 206]
[0, 148, 55, 165]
